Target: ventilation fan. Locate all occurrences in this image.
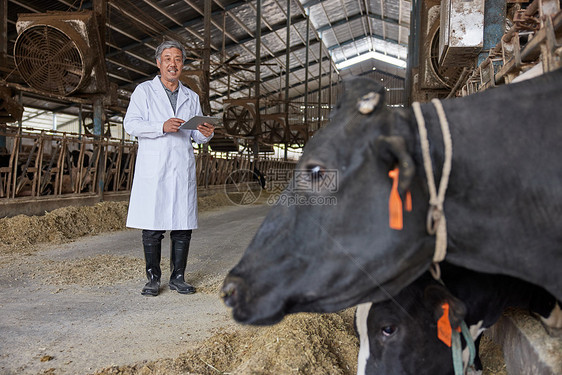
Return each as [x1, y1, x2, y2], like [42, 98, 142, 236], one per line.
[222, 99, 258, 137]
[429, 27, 465, 89]
[260, 113, 286, 144]
[14, 11, 107, 96]
[81, 111, 112, 137]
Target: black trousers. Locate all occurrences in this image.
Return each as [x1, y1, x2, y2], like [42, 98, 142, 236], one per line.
[142, 229, 192, 245]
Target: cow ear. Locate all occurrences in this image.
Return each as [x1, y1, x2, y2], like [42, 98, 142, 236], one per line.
[375, 135, 415, 195]
[357, 91, 384, 114]
[424, 284, 466, 330]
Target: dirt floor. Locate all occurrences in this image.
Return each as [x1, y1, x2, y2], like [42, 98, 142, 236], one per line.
[0, 194, 508, 375]
[0, 195, 359, 375]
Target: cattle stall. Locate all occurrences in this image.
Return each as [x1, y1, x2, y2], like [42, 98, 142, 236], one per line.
[455, 0, 562, 96]
[0, 125, 296, 217]
[410, 0, 561, 102]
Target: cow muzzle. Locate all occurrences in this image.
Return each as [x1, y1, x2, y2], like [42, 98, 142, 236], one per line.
[221, 274, 288, 325]
[220, 276, 238, 307]
[221, 275, 246, 309]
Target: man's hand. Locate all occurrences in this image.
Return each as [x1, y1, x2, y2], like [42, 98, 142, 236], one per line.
[197, 123, 215, 137]
[163, 118, 184, 133]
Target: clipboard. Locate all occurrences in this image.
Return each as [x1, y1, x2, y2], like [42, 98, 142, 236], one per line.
[180, 115, 222, 130]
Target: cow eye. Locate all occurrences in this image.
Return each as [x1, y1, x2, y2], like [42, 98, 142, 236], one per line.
[381, 325, 397, 336]
[306, 164, 325, 179]
[310, 165, 323, 178]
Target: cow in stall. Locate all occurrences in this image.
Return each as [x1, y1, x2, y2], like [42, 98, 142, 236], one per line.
[221, 67, 562, 325]
[354, 263, 561, 375]
[103, 146, 130, 191]
[61, 149, 93, 193]
[0, 152, 10, 197]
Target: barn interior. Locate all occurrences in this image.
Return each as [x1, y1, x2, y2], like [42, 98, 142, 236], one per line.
[1, 0, 561, 374]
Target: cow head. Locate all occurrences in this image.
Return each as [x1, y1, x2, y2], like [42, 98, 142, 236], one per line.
[222, 76, 434, 325]
[356, 275, 467, 375]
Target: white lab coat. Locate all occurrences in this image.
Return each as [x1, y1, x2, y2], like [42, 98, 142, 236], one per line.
[124, 76, 213, 230]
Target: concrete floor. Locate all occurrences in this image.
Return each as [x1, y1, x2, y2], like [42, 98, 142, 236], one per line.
[1, 200, 559, 375]
[0, 203, 270, 375]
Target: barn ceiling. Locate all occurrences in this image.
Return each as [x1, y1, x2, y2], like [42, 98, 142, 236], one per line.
[2, 0, 409, 119]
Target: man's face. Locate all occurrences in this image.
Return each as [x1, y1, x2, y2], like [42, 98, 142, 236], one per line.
[157, 47, 183, 83]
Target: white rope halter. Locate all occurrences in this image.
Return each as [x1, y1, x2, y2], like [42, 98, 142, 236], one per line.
[411, 99, 453, 277]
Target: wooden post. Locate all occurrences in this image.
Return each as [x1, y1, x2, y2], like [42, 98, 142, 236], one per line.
[93, 0, 107, 48]
[0, 0, 7, 70]
[284, 0, 291, 161]
[255, 0, 262, 162]
[202, 0, 212, 188]
[93, 96, 105, 199]
[93, 0, 107, 199]
[304, 10, 310, 137]
[317, 32, 322, 132]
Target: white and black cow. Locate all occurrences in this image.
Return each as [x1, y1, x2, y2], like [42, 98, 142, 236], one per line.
[221, 68, 562, 325]
[355, 263, 561, 375]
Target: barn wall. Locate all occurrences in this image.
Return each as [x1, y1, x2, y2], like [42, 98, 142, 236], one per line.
[329, 70, 405, 108]
[360, 70, 405, 106]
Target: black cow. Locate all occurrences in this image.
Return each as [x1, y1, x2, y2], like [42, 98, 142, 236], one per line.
[221, 68, 562, 325]
[69, 149, 91, 168]
[355, 264, 560, 375]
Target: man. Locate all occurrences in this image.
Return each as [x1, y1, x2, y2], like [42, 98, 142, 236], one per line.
[124, 39, 215, 296]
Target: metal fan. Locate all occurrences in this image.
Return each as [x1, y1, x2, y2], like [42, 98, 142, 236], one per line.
[14, 11, 106, 96]
[14, 25, 87, 96]
[81, 112, 112, 137]
[429, 27, 465, 89]
[223, 105, 256, 136]
[260, 114, 286, 144]
[286, 124, 307, 147]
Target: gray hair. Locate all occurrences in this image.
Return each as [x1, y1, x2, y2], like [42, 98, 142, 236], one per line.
[155, 40, 186, 62]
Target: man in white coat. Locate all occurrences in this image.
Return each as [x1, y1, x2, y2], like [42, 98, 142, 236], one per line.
[124, 40, 214, 296]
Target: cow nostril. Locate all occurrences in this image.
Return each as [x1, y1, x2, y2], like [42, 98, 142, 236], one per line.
[221, 283, 236, 298]
[221, 282, 238, 307]
[221, 275, 249, 308]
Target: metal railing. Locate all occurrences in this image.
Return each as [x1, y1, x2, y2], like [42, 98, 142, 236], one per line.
[456, 0, 561, 96]
[0, 125, 296, 202]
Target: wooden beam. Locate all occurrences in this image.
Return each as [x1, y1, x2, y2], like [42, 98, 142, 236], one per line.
[93, 0, 107, 49]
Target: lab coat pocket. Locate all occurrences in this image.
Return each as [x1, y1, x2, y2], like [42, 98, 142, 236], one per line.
[136, 151, 160, 178]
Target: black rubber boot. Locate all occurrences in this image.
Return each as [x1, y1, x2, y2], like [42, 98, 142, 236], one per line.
[141, 243, 161, 296]
[169, 240, 196, 294]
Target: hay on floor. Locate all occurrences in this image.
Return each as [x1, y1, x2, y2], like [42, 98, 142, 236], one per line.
[93, 309, 359, 375]
[0, 193, 235, 254]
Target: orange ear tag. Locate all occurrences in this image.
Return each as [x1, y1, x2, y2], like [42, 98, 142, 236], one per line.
[405, 190, 412, 212]
[388, 168, 411, 230]
[437, 302, 461, 347]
